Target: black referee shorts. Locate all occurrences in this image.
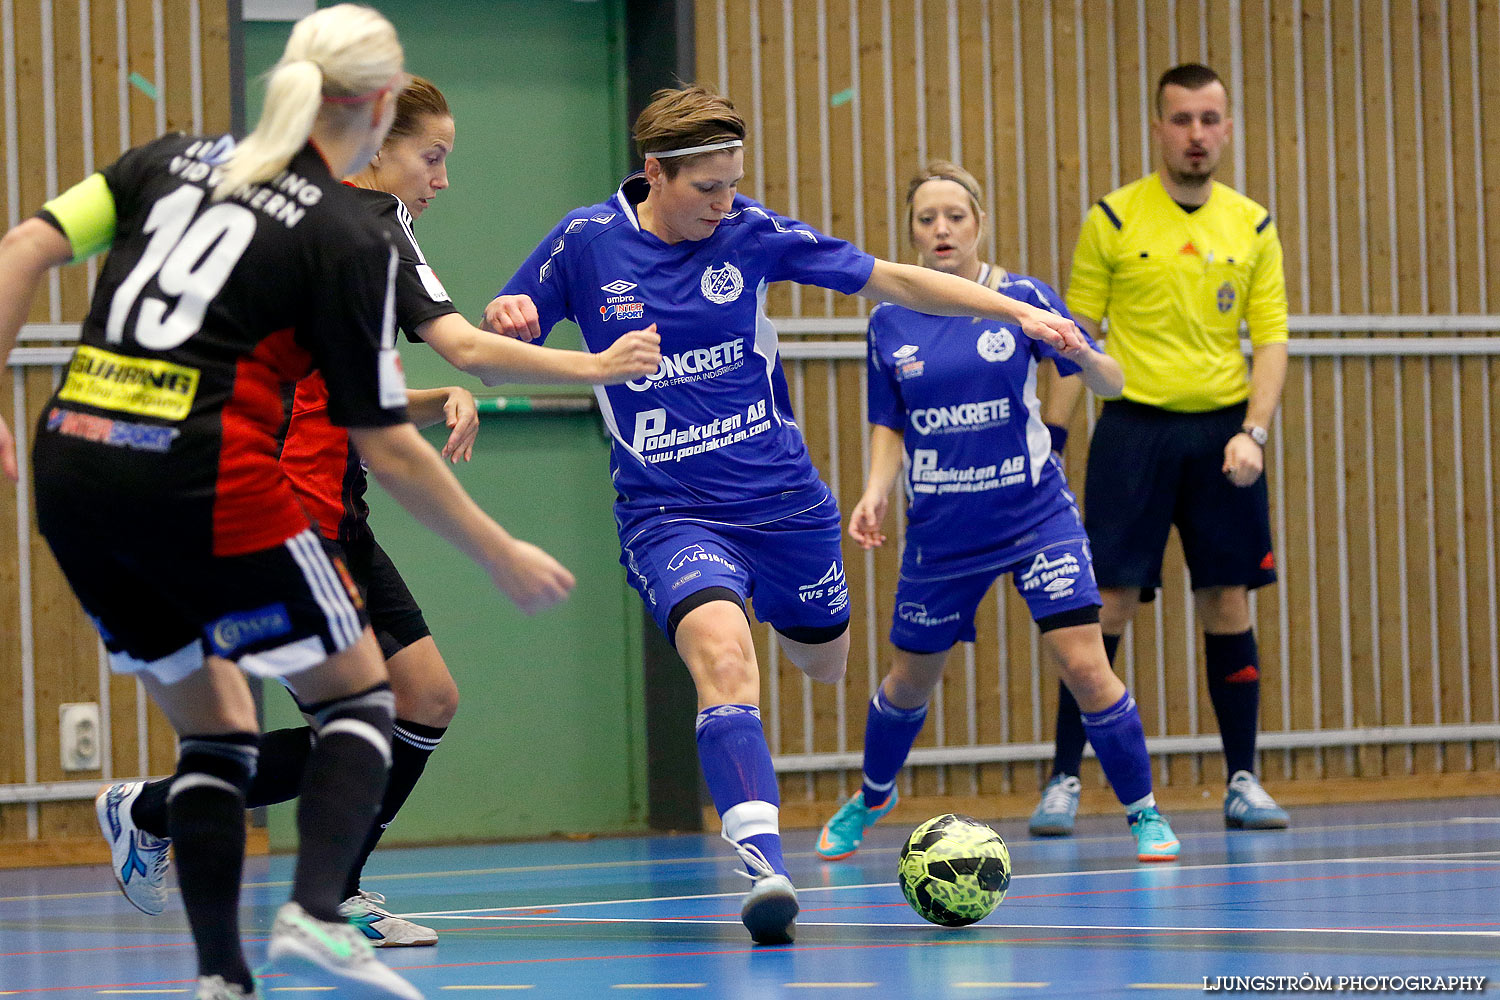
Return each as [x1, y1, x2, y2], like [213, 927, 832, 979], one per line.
[339, 528, 432, 660]
[1083, 399, 1276, 601]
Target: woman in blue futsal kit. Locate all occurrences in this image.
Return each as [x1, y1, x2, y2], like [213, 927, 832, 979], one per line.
[484, 88, 1089, 945]
[814, 160, 1182, 866]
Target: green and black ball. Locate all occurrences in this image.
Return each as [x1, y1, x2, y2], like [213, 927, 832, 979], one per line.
[898, 813, 1011, 926]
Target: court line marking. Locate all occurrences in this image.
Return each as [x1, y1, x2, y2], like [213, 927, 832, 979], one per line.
[610, 986, 705, 990]
[401, 852, 1500, 918]
[952, 985, 1047, 990]
[1129, 985, 1201, 991]
[4, 820, 1498, 904]
[438, 989, 535, 992]
[393, 913, 1500, 937]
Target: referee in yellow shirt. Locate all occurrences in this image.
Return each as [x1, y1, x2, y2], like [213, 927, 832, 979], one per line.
[1031, 63, 1291, 836]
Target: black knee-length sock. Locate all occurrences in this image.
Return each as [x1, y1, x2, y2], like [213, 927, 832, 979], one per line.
[341, 719, 446, 900]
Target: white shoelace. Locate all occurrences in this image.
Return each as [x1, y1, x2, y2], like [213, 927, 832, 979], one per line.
[352, 889, 394, 916]
[1231, 774, 1278, 809]
[1040, 777, 1080, 814]
[721, 831, 776, 881]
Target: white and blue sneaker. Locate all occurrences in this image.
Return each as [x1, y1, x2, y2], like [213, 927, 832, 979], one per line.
[95, 781, 172, 915]
[195, 975, 258, 1000]
[723, 833, 798, 945]
[1028, 774, 1082, 837]
[266, 901, 424, 999]
[1224, 770, 1290, 829]
[339, 890, 438, 947]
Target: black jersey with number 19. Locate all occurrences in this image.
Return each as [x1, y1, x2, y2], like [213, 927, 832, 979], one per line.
[33, 133, 409, 558]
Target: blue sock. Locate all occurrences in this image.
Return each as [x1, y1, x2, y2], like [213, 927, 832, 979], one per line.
[695, 705, 786, 876]
[1080, 690, 1155, 812]
[860, 686, 928, 806]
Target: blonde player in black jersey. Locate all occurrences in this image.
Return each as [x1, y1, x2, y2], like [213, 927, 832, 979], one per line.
[0, 6, 574, 999]
[98, 76, 660, 951]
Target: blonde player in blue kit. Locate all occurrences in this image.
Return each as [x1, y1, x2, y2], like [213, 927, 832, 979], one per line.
[486, 86, 1087, 945]
[814, 161, 1181, 867]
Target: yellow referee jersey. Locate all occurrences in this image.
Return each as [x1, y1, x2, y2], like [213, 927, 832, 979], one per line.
[1065, 172, 1288, 412]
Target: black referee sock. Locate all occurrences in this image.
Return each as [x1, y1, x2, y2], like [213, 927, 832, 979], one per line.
[342, 719, 446, 900]
[292, 684, 394, 922]
[1204, 629, 1261, 777]
[167, 733, 259, 993]
[1048, 634, 1120, 778]
[132, 727, 316, 840]
[1051, 683, 1087, 778]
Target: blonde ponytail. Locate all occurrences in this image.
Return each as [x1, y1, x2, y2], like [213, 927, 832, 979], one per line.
[214, 4, 402, 199]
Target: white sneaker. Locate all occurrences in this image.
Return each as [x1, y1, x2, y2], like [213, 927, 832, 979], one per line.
[95, 782, 172, 916]
[195, 975, 258, 999]
[723, 832, 798, 945]
[338, 889, 438, 948]
[266, 901, 424, 999]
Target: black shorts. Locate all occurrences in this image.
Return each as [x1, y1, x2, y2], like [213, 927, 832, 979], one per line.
[1084, 399, 1276, 600]
[38, 510, 369, 685]
[340, 529, 431, 660]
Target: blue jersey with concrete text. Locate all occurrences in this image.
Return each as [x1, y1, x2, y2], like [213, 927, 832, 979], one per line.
[867, 266, 1094, 576]
[500, 175, 875, 521]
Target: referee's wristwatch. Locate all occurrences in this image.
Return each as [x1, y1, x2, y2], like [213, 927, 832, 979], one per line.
[1240, 424, 1269, 447]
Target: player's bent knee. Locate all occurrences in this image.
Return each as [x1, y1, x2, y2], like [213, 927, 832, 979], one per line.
[777, 620, 850, 684]
[386, 640, 459, 726]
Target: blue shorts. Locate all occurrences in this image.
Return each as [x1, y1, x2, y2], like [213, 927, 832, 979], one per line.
[889, 511, 1101, 654]
[620, 487, 850, 641]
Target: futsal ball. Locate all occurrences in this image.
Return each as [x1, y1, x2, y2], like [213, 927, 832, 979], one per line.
[898, 813, 1011, 926]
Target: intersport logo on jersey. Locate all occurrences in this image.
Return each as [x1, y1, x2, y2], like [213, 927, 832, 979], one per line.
[626, 338, 746, 391]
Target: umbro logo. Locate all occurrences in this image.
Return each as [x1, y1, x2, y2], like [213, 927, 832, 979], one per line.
[601, 280, 637, 295]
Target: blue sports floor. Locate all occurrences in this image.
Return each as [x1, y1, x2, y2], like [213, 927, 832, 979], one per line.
[2, 798, 1497, 999]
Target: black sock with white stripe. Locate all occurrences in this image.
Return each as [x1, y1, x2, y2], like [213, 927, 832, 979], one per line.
[342, 719, 446, 900]
[131, 727, 315, 840]
[168, 732, 259, 992]
[292, 683, 395, 921]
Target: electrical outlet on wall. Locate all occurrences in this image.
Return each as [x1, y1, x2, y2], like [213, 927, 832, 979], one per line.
[59, 702, 102, 772]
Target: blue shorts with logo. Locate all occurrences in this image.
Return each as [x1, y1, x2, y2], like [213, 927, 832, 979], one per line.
[619, 485, 849, 641]
[889, 507, 1101, 654]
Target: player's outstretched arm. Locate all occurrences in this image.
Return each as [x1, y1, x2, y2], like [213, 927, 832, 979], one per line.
[857, 259, 1086, 352]
[1042, 314, 1104, 431]
[1054, 340, 1124, 398]
[481, 293, 542, 341]
[849, 424, 905, 550]
[0, 219, 74, 481]
[419, 312, 660, 387]
[405, 385, 479, 463]
[350, 422, 576, 614]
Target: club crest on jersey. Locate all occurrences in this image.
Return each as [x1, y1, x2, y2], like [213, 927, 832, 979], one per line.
[977, 328, 1015, 362]
[1217, 280, 1236, 313]
[701, 262, 744, 304]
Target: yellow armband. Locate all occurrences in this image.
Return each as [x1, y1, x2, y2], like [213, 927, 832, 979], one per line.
[40, 173, 116, 262]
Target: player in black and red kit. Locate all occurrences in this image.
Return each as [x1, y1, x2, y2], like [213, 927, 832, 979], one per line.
[97, 76, 661, 950]
[0, 7, 574, 1000]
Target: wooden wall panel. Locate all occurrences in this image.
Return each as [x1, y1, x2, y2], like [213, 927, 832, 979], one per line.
[692, 0, 1500, 817]
[2, 0, 232, 845]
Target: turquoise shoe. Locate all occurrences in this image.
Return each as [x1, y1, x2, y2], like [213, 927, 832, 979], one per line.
[815, 787, 899, 860]
[1128, 805, 1180, 862]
